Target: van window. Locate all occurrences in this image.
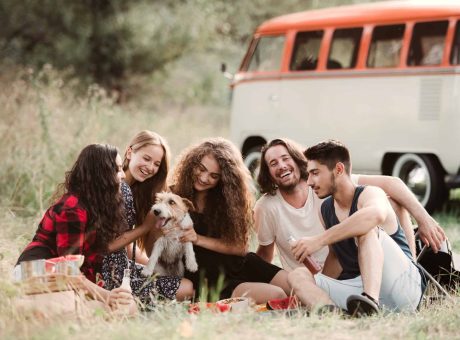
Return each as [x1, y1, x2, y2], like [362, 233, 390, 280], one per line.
[290, 30, 324, 71]
[328, 27, 363, 69]
[450, 20, 460, 65]
[247, 36, 285, 72]
[367, 24, 405, 68]
[408, 21, 448, 66]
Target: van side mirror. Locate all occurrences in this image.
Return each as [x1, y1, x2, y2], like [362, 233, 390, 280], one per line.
[221, 62, 234, 80]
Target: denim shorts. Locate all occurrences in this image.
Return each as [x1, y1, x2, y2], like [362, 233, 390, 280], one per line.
[315, 229, 423, 313]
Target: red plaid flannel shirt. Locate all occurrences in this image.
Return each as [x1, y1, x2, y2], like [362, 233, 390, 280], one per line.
[24, 194, 101, 282]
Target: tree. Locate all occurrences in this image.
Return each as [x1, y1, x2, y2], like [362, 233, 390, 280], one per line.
[0, 0, 195, 90]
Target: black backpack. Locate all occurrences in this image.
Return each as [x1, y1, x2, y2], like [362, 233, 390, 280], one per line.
[415, 232, 460, 291]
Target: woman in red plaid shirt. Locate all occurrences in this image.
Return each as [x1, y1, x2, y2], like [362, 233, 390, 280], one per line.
[17, 143, 137, 314]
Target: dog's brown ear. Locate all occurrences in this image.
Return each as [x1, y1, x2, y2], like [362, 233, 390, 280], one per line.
[182, 197, 195, 212]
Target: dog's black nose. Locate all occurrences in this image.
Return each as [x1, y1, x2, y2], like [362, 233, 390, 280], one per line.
[153, 209, 160, 216]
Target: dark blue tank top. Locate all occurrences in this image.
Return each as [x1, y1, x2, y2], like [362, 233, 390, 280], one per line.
[321, 186, 413, 280]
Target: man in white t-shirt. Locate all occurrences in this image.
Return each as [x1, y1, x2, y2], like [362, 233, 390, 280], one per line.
[254, 138, 446, 273]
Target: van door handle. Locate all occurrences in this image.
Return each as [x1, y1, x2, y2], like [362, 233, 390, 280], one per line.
[268, 94, 279, 101]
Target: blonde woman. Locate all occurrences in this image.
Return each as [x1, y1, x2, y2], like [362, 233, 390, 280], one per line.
[101, 131, 193, 308]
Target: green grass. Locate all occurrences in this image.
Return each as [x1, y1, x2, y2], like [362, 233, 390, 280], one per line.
[1, 287, 460, 339]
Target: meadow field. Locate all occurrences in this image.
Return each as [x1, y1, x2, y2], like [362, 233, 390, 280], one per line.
[1, 66, 460, 340]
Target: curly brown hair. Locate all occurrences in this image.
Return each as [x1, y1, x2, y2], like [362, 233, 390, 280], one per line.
[54, 144, 126, 253]
[171, 138, 254, 247]
[257, 138, 309, 195]
[123, 130, 170, 250]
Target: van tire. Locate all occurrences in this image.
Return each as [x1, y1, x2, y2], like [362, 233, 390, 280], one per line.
[391, 153, 447, 213]
[244, 146, 263, 182]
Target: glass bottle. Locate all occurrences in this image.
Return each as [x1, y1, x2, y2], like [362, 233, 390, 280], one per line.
[116, 268, 132, 315]
[287, 235, 322, 274]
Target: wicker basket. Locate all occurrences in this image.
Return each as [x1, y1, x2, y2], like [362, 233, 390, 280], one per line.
[19, 274, 86, 295]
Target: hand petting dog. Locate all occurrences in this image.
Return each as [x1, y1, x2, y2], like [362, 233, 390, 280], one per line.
[179, 226, 198, 244]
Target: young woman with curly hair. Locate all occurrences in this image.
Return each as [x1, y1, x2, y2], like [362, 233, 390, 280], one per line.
[101, 130, 194, 307]
[17, 144, 136, 314]
[172, 138, 290, 303]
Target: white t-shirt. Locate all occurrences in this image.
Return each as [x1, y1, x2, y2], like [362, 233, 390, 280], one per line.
[255, 175, 359, 271]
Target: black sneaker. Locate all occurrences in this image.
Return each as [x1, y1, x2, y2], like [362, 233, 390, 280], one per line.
[346, 293, 379, 317]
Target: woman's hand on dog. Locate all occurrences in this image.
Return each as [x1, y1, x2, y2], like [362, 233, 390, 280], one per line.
[179, 226, 198, 244]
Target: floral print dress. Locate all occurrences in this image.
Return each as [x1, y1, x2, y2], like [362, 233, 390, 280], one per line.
[101, 182, 181, 308]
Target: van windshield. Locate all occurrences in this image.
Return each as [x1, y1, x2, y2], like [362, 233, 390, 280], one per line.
[246, 35, 285, 72]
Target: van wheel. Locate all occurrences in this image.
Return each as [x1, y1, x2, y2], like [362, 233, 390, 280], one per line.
[244, 146, 263, 181]
[391, 154, 447, 213]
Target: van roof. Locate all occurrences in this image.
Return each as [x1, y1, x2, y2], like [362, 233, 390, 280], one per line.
[257, 1, 460, 34]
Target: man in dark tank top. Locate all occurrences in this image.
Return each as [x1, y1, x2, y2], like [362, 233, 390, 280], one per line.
[288, 140, 429, 316]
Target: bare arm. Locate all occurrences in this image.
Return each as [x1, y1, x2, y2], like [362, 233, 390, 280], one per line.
[388, 199, 416, 258]
[292, 186, 388, 262]
[196, 234, 248, 256]
[256, 243, 275, 263]
[180, 227, 248, 256]
[107, 211, 156, 253]
[358, 175, 446, 251]
[319, 187, 388, 245]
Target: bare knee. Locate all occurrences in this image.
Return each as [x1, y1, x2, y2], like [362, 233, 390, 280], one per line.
[357, 228, 379, 247]
[271, 288, 287, 300]
[288, 267, 313, 292]
[175, 278, 194, 301]
[357, 229, 383, 264]
[232, 283, 286, 304]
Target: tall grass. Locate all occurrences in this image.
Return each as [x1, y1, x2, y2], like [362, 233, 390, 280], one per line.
[0, 64, 229, 211]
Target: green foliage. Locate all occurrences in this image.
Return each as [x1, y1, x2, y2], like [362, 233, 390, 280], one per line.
[0, 0, 387, 94]
[0, 0, 201, 89]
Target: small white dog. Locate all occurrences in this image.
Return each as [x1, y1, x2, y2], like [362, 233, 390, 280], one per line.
[141, 191, 198, 277]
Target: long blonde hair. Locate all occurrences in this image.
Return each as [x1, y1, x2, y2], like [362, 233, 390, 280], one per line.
[123, 130, 170, 249]
[171, 138, 254, 247]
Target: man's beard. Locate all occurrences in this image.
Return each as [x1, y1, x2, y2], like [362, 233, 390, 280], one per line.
[278, 181, 298, 193]
[277, 174, 300, 193]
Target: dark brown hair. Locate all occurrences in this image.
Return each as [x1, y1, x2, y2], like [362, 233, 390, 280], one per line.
[54, 144, 126, 252]
[304, 139, 351, 174]
[171, 138, 254, 247]
[257, 138, 308, 195]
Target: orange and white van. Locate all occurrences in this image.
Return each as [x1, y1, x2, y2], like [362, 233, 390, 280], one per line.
[229, 0, 460, 212]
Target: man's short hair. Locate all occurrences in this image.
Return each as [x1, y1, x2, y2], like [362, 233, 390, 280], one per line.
[304, 140, 351, 174]
[257, 138, 308, 195]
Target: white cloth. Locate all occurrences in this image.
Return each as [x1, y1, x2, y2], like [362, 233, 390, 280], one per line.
[255, 174, 360, 271]
[255, 186, 328, 271]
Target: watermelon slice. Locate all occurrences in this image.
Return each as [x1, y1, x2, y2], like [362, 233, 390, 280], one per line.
[266, 296, 297, 310]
